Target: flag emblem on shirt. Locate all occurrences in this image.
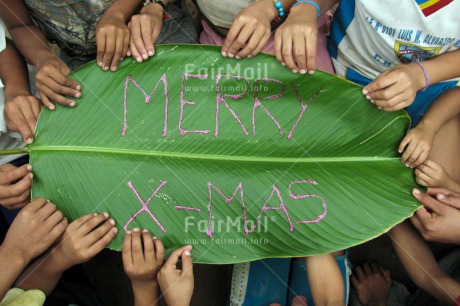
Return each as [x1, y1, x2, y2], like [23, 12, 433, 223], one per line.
[416, 0, 453, 17]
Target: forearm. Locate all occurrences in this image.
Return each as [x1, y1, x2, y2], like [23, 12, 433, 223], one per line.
[0, 0, 56, 68]
[132, 282, 160, 306]
[103, 0, 145, 23]
[417, 87, 460, 135]
[15, 251, 66, 295]
[0, 39, 32, 100]
[390, 222, 460, 304]
[424, 48, 460, 85]
[0, 245, 28, 300]
[307, 254, 345, 306]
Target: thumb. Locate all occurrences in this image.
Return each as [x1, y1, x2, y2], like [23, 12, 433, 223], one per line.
[412, 188, 444, 214]
[181, 246, 193, 277]
[433, 192, 460, 210]
[164, 245, 192, 270]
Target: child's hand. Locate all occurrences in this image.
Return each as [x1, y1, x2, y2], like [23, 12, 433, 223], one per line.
[35, 55, 81, 110]
[2, 198, 67, 263]
[350, 263, 391, 306]
[362, 63, 426, 111]
[122, 228, 165, 285]
[0, 164, 33, 210]
[127, 4, 164, 63]
[222, 0, 277, 59]
[96, 15, 131, 72]
[4, 95, 41, 144]
[274, 3, 319, 74]
[157, 245, 193, 306]
[398, 125, 435, 168]
[415, 160, 452, 188]
[51, 212, 118, 271]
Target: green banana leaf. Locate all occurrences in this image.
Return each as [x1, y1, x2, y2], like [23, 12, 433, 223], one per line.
[29, 44, 419, 264]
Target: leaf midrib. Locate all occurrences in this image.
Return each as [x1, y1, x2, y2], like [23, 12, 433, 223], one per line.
[28, 146, 400, 163]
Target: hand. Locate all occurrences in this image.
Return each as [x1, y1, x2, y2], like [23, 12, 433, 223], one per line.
[398, 124, 435, 168]
[0, 164, 33, 210]
[411, 188, 460, 244]
[51, 212, 118, 271]
[221, 0, 277, 59]
[415, 160, 452, 188]
[127, 4, 164, 63]
[2, 198, 67, 263]
[4, 94, 41, 144]
[351, 263, 391, 306]
[362, 63, 426, 111]
[157, 245, 194, 306]
[274, 4, 319, 74]
[96, 15, 131, 71]
[35, 55, 81, 110]
[123, 228, 165, 286]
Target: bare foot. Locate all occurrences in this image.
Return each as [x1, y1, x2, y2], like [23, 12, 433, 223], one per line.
[351, 263, 391, 306]
[416, 160, 460, 192]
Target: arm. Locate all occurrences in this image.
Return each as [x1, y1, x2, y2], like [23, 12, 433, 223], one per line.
[122, 229, 164, 306]
[0, 198, 66, 300]
[274, 0, 339, 73]
[0, 38, 41, 143]
[95, 0, 143, 71]
[398, 87, 460, 167]
[306, 253, 345, 306]
[16, 212, 117, 294]
[390, 221, 460, 305]
[0, 0, 81, 109]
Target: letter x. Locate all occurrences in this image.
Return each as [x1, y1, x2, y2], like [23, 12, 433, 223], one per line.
[123, 180, 167, 233]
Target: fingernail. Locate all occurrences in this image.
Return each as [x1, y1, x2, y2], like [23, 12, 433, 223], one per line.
[120, 57, 124, 61]
[111, 66, 117, 71]
[366, 95, 371, 100]
[49, 105, 55, 110]
[228, 53, 235, 58]
[142, 229, 149, 233]
[142, 54, 148, 60]
[362, 89, 368, 95]
[152, 236, 157, 240]
[405, 163, 410, 167]
[221, 51, 227, 57]
[104, 66, 109, 71]
[127, 230, 132, 235]
[300, 69, 307, 74]
[184, 250, 191, 256]
[29, 173, 34, 179]
[109, 219, 115, 225]
[292, 69, 298, 73]
[93, 213, 98, 216]
[26, 138, 33, 144]
[437, 193, 446, 200]
[148, 51, 154, 56]
[378, 107, 382, 110]
[412, 189, 421, 196]
[76, 85, 81, 91]
[26, 165, 32, 171]
[133, 228, 140, 232]
[69, 102, 76, 107]
[281, 62, 286, 66]
[235, 55, 241, 60]
[103, 212, 109, 218]
[98, 61, 102, 67]
[308, 70, 315, 75]
[113, 228, 118, 233]
[370, 99, 375, 104]
[248, 55, 252, 58]
[136, 57, 142, 62]
[75, 92, 81, 98]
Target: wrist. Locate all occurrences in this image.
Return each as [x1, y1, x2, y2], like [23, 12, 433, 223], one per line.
[256, 0, 280, 21]
[48, 248, 73, 272]
[413, 61, 430, 91]
[141, 3, 165, 16]
[290, 2, 319, 18]
[0, 243, 29, 268]
[4, 89, 33, 103]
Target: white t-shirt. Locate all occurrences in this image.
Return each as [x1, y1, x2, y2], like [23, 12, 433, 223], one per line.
[196, 0, 254, 28]
[0, 20, 26, 165]
[328, 0, 460, 81]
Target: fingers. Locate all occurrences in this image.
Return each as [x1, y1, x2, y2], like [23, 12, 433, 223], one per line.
[398, 134, 412, 155]
[227, 25, 254, 59]
[36, 200, 58, 220]
[164, 245, 193, 271]
[180, 246, 193, 276]
[44, 208, 64, 229]
[122, 230, 133, 268]
[431, 190, 460, 210]
[350, 274, 359, 288]
[354, 266, 365, 281]
[153, 237, 165, 263]
[48, 217, 68, 241]
[96, 31, 107, 69]
[274, 31, 284, 66]
[88, 222, 117, 255]
[131, 228, 144, 265]
[0, 164, 31, 185]
[363, 262, 372, 275]
[236, 27, 269, 59]
[293, 34, 307, 73]
[68, 213, 98, 231]
[142, 229, 155, 264]
[4, 97, 40, 144]
[76, 212, 110, 236]
[282, 32, 296, 71]
[412, 188, 443, 214]
[27, 197, 48, 212]
[222, 22, 245, 58]
[84, 218, 116, 244]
